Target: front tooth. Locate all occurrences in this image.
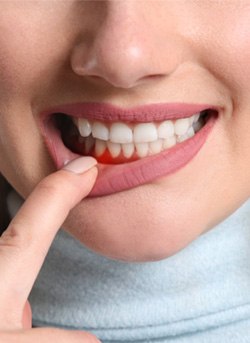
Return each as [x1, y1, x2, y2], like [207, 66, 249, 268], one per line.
[107, 141, 121, 158]
[174, 118, 190, 136]
[133, 123, 158, 143]
[110, 122, 133, 144]
[149, 139, 163, 155]
[92, 121, 109, 141]
[135, 142, 149, 158]
[78, 118, 92, 137]
[95, 139, 106, 156]
[122, 143, 134, 158]
[157, 120, 175, 139]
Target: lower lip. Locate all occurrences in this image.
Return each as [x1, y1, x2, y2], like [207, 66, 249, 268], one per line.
[42, 114, 217, 197]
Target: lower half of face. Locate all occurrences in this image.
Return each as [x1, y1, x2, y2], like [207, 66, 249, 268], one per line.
[0, 1, 250, 262]
[1, 103, 249, 262]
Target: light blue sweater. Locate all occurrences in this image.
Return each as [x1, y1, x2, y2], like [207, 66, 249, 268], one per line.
[8, 192, 250, 342]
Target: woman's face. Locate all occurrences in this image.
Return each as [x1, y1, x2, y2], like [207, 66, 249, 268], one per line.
[0, 1, 250, 261]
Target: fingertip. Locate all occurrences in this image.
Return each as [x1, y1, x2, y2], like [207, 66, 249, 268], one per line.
[63, 156, 97, 174]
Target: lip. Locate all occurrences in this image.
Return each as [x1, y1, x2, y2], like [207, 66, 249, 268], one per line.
[40, 102, 219, 197]
[41, 102, 218, 122]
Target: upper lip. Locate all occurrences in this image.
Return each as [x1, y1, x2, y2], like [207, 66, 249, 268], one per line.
[41, 102, 219, 123]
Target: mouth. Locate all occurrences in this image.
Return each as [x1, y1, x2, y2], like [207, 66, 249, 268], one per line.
[40, 103, 219, 197]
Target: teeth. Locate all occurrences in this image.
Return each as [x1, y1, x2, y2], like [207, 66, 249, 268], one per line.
[193, 113, 200, 123]
[157, 120, 175, 139]
[76, 114, 201, 144]
[135, 143, 149, 158]
[85, 135, 95, 153]
[149, 139, 163, 155]
[174, 117, 190, 136]
[193, 116, 204, 132]
[176, 133, 189, 143]
[95, 139, 106, 156]
[78, 118, 92, 137]
[189, 115, 195, 125]
[133, 123, 158, 143]
[107, 141, 121, 158]
[92, 122, 109, 141]
[122, 143, 134, 158]
[110, 122, 133, 144]
[73, 111, 207, 160]
[176, 126, 195, 143]
[163, 136, 176, 149]
[187, 126, 195, 138]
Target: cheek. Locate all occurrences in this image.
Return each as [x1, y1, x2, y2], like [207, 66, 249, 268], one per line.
[0, 12, 71, 195]
[198, 13, 250, 197]
[206, 11, 250, 91]
[0, 5, 72, 100]
[0, 25, 36, 99]
[0, 111, 48, 196]
[229, 11, 250, 78]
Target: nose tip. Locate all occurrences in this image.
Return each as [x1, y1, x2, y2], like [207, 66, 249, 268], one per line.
[71, 38, 160, 89]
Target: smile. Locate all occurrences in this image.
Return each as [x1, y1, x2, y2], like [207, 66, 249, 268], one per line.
[40, 103, 219, 196]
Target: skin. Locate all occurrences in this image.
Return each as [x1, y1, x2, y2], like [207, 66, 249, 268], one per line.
[0, 157, 99, 343]
[0, 159, 100, 340]
[0, 0, 250, 265]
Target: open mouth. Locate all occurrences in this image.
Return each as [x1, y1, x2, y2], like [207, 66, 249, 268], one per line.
[56, 110, 210, 163]
[41, 103, 219, 197]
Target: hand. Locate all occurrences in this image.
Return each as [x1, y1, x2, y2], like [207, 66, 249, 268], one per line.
[0, 157, 100, 342]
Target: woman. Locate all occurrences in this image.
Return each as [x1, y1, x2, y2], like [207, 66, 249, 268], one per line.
[0, 1, 250, 342]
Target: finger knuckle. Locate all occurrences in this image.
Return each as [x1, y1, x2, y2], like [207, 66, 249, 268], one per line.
[0, 223, 29, 254]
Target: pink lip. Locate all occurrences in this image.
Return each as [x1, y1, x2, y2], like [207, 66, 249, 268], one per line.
[40, 102, 219, 197]
[42, 102, 218, 122]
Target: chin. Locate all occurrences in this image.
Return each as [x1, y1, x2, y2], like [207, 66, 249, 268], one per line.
[62, 202, 203, 262]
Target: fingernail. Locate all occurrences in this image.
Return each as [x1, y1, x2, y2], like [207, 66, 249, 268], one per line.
[62, 157, 97, 174]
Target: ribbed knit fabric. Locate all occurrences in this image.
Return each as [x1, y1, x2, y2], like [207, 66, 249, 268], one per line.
[7, 192, 250, 342]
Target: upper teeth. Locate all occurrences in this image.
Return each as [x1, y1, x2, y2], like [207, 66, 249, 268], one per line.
[73, 113, 200, 144]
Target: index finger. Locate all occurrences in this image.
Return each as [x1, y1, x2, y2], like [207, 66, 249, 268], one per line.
[0, 157, 97, 312]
